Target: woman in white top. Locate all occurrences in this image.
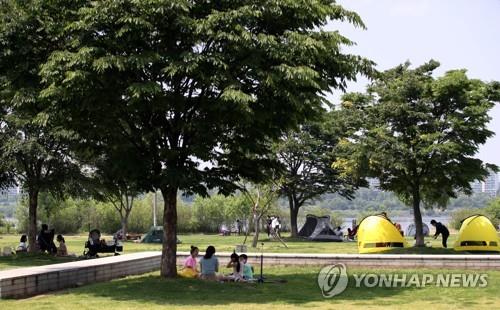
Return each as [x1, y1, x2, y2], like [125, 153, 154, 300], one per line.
[16, 235, 28, 252]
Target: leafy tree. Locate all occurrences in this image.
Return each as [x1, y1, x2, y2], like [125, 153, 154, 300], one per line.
[275, 112, 365, 237]
[191, 193, 248, 233]
[102, 189, 137, 239]
[41, 1, 372, 276]
[192, 195, 231, 233]
[0, 160, 14, 192]
[91, 157, 144, 239]
[335, 61, 500, 246]
[240, 182, 280, 247]
[0, 0, 86, 251]
[222, 193, 251, 227]
[450, 208, 499, 230]
[485, 198, 500, 227]
[16, 196, 92, 234]
[38, 191, 62, 224]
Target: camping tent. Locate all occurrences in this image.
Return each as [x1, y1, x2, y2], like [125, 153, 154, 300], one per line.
[405, 223, 430, 237]
[141, 226, 181, 244]
[357, 215, 408, 254]
[454, 215, 500, 252]
[298, 215, 342, 242]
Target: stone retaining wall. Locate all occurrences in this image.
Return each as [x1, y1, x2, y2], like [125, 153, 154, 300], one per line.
[0, 252, 160, 299]
[177, 252, 500, 269]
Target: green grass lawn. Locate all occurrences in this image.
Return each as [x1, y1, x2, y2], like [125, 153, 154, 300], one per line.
[1, 232, 498, 271]
[0, 266, 499, 309]
[2, 233, 500, 309]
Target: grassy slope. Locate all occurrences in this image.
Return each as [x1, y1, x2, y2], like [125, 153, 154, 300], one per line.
[0, 266, 499, 309]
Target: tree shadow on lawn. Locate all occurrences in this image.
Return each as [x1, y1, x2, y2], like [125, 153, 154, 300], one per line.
[0, 254, 79, 270]
[65, 269, 489, 308]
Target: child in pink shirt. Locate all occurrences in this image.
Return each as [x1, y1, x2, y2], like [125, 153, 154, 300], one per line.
[183, 246, 199, 271]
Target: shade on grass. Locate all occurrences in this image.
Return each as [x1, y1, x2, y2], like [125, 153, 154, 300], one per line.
[0, 266, 499, 309]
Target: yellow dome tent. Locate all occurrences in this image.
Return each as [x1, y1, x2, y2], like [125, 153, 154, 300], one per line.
[357, 215, 408, 254]
[454, 215, 500, 252]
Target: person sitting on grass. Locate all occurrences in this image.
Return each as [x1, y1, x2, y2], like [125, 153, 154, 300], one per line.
[379, 212, 393, 223]
[394, 223, 403, 236]
[347, 225, 358, 241]
[16, 235, 28, 253]
[184, 246, 199, 270]
[224, 252, 243, 281]
[56, 235, 68, 256]
[333, 226, 343, 237]
[239, 254, 253, 281]
[430, 220, 450, 248]
[38, 224, 57, 254]
[179, 246, 199, 278]
[199, 245, 219, 281]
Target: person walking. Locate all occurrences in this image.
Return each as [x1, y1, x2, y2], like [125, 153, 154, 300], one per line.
[236, 219, 242, 235]
[266, 216, 272, 237]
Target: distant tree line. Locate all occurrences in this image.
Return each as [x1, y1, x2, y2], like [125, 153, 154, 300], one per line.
[315, 189, 496, 213]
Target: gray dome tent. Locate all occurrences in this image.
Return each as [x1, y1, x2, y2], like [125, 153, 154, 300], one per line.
[405, 223, 430, 237]
[141, 226, 181, 244]
[298, 215, 342, 242]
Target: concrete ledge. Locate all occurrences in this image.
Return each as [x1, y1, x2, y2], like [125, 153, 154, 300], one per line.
[176, 252, 500, 270]
[0, 252, 160, 299]
[2, 251, 500, 299]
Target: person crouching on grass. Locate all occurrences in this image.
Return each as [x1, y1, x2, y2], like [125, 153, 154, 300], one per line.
[430, 219, 450, 248]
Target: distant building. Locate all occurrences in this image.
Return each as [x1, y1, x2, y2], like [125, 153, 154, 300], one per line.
[469, 170, 499, 197]
[484, 172, 499, 196]
[0, 186, 20, 200]
[470, 180, 483, 194]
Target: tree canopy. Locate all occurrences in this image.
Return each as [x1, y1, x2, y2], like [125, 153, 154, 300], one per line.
[275, 111, 366, 237]
[40, 1, 372, 276]
[0, 0, 85, 250]
[335, 60, 500, 245]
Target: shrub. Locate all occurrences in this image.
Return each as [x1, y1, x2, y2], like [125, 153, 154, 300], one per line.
[450, 208, 499, 230]
[485, 198, 500, 225]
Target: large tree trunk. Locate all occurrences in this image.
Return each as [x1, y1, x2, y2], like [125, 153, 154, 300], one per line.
[120, 196, 133, 240]
[252, 214, 260, 248]
[160, 187, 178, 277]
[28, 188, 39, 253]
[121, 216, 128, 241]
[289, 196, 300, 237]
[243, 215, 251, 245]
[412, 188, 425, 247]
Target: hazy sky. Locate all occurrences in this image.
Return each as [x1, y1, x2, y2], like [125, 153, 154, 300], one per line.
[327, 0, 500, 166]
